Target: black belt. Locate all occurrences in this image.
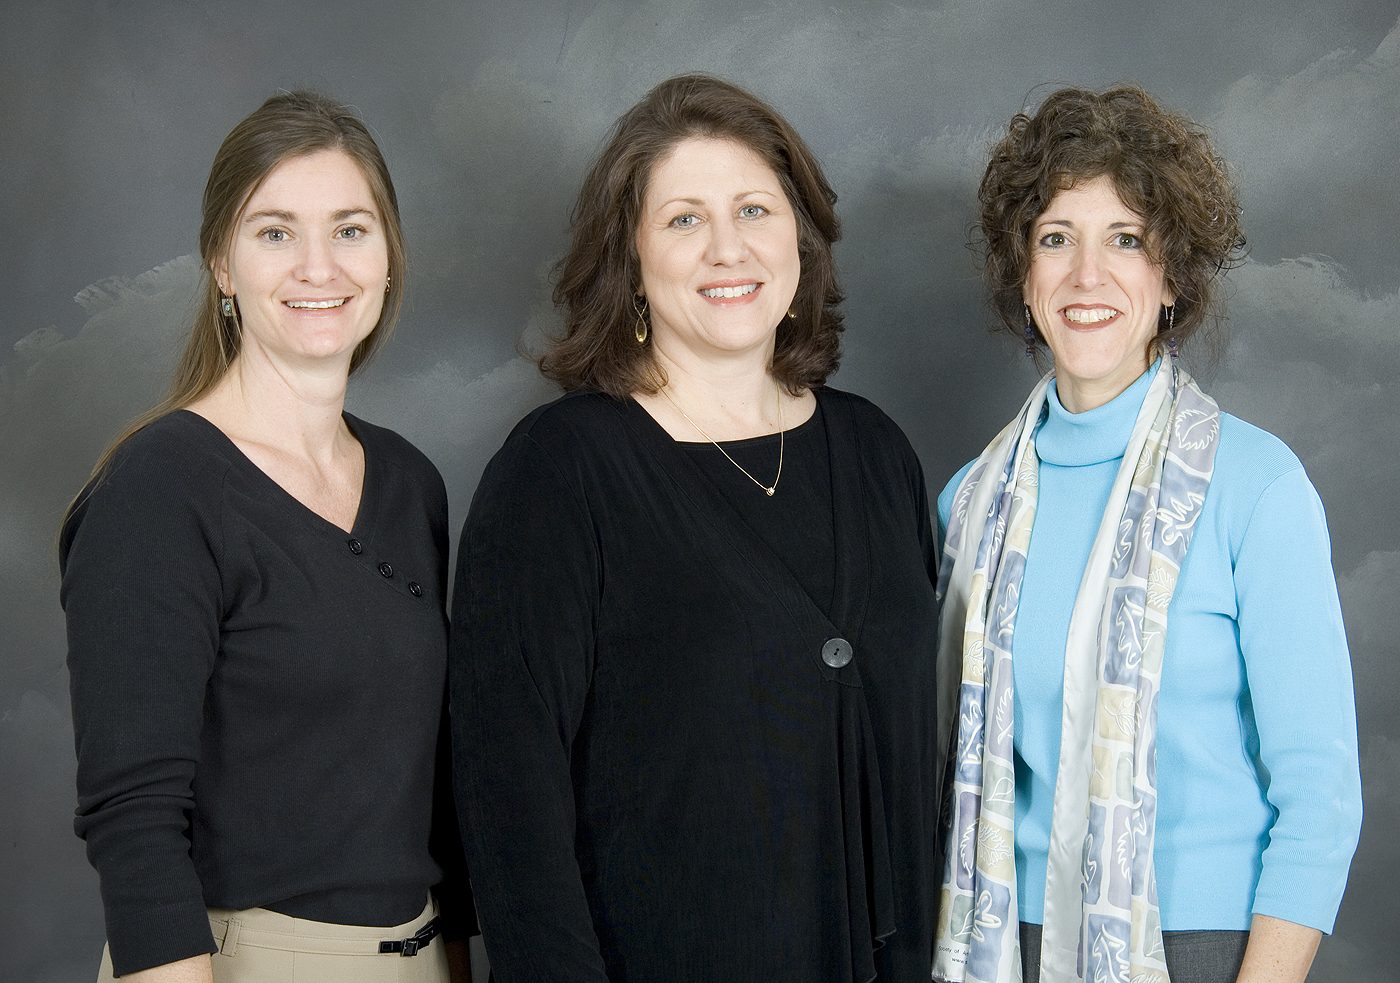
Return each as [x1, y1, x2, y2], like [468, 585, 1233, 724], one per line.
[379, 916, 441, 956]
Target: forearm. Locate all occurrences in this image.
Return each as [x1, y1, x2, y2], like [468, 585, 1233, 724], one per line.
[119, 954, 213, 983]
[1233, 914, 1321, 983]
[444, 939, 474, 983]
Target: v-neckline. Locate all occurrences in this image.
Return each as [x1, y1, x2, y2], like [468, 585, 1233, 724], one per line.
[619, 389, 872, 653]
[174, 409, 377, 540]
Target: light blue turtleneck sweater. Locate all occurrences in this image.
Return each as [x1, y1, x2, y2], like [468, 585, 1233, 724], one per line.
[938, 366, 1361, 933]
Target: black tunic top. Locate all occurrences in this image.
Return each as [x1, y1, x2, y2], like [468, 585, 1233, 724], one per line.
[60, 410, 471, 977]
[451, 388, 942, 982]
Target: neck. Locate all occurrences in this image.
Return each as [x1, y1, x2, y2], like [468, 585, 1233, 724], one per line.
[1054, 369, 1140, 414]
[649, 345, 782, 439]
[194, 345, 353, 461]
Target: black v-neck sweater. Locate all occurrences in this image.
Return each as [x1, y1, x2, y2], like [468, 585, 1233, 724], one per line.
[61, 410, 470, 977]
[451, 388, 943, 983]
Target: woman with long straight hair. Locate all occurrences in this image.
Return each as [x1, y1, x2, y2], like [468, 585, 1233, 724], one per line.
[61, 91, 472, 983]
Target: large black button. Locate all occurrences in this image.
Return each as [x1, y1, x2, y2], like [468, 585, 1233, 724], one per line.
[347, 538, 363, 555]
[409, 582, 423, 597]
[822, 637, 853, 668]
[378, 562, 393, 578]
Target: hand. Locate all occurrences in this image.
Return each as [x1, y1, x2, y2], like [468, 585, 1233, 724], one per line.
[1234, 914, 1322, 983]
[120, 954, 213, 982]
[445, 938, 475, 983]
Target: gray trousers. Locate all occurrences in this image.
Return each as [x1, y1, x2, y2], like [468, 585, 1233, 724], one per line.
[1019, 922, 1252, 983]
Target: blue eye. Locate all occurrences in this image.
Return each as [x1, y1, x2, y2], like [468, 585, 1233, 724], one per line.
[670, 214, 698, 229]
[739, 204, 766, 219]
[262, 228, 287, 243]
[337, 225, 365, 240]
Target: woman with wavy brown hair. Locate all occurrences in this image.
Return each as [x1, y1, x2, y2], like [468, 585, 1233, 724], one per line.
[62, 91, 472, 982]
[932, 86, 1361, 983]
[451, 74, 942, 982]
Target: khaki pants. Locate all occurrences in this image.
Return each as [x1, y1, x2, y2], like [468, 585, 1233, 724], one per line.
[97, 897, 448, 983]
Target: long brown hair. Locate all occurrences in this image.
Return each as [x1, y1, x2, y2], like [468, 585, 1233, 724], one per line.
[978, 85, 1245, 363]
[73, 90, 405, 497]
[542, 74, 844, 397]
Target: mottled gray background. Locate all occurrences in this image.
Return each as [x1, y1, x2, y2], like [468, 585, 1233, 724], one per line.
[2, 1, 1396, 980]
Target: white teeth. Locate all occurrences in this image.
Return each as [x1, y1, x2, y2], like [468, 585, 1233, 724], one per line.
[1063, 307, 1118, 324]
[286, 299, 346, 309]
[700, 283, 759, 299]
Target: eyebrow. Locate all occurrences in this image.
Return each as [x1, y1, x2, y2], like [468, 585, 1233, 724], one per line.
[656, 189, 778, 210]
[242, 207, 377, 224]
[1037, 218, 1139, 230]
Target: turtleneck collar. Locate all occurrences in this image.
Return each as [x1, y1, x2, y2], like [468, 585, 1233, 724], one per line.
[1036, 361, 1161, 467]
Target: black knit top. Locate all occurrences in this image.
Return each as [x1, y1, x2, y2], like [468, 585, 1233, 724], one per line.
[61, 410, 471, 976]
[451, 388, 942, 983]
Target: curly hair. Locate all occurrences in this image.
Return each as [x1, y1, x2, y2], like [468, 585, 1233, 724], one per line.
[542, 74, 843, 397]
[978, 85, 1245, 360]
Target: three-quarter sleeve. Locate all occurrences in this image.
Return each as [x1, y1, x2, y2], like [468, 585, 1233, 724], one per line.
[61, 445, 225, 975]
[449, 429, 611, 983]
[1233, 467, 1363, 932]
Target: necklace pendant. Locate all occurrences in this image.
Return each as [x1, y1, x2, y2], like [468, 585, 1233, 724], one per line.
[764, 486, 775, 497]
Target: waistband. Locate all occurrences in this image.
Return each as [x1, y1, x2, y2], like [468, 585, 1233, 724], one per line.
[209, 896, 439, 957]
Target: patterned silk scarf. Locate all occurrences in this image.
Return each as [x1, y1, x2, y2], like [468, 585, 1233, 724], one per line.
[932, 361, 1219, 983]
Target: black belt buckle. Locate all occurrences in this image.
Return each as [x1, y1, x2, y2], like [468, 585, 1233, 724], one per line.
[379, 916, 441, 957]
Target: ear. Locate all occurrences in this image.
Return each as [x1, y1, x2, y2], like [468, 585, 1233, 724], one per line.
[211, 256, 231, 297]
[1159, 275, 1175, 308]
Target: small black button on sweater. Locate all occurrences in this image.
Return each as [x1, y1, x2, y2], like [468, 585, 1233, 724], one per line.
[61, 410, 470, 977]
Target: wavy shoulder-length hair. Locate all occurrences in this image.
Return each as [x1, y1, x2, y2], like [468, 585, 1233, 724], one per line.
[978, 84, 1245, 362]
[72, 90, 405, 499]
[542, 73, 843, 397]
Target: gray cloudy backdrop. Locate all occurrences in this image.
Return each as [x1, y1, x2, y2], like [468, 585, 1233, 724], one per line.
[3, 1, 1397, 980]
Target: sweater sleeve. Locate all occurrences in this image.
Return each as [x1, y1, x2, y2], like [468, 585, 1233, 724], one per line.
[1232, 467, 1362, 933]
[449, 427, 611, 983]
[60, 441, 223, 975]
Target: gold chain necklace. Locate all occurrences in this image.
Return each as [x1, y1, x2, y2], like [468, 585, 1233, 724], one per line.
[660, 382, 784, 496]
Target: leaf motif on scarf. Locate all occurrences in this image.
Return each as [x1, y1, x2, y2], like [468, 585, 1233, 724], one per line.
[1131, 796, 1150, 837]
[1155, 489, 1206, 547]
[1110, 694, 1137, 737]
[1109, 592, 1146, 681]
[1112, 514, 1136, 571]
[992, 580, 1021, 648]
[1174, 406, 1220, 452]
[977, 819, 1013, 867]
[967, 637, 986, 682]
[1145, 567, 1174, 612]
[1116, 826, 1134, 879]
[1088, 919, 1131, 983]
[952, 468, 982, 528]
[995, 684, 1014, 747]
[958, 729, 984, 775]
[971, 889, 1004, 942]
[959, 817, 979, 877]
[954, 898, 978, 941]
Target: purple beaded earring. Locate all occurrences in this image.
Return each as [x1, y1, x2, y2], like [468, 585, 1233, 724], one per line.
[1165, 305, 1179, 387]
[1024, 305, 1036, 358]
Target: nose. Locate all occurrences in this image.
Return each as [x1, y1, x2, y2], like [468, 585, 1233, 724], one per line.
[1070, 242, 1105, 289]
[295, 235, 337, 284]
[705, 215, 749, 267]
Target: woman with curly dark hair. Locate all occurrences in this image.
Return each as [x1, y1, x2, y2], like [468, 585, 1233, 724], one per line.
[932, 86, 1360, 983]
[451, 74, 942, 982]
